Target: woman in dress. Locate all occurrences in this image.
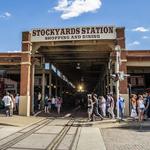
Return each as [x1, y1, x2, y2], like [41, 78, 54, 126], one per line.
[130, 94, 137, 120]
[137, 95, 145, 122]
[99, 96, 106, 117]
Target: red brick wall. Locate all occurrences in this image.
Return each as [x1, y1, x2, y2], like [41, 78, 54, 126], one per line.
[116, 28, 125, 49]
[22, 32, 31, 52]
[119, 51, 128, 94]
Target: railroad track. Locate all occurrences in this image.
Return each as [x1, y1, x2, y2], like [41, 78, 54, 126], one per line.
[0, 118, 54, 150]
[0, 117, 86, 150]
[46, 118, 86, 150]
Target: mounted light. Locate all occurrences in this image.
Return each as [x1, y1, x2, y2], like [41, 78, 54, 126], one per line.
[77, 84, 84, 92]
[76, 63, 80, 69]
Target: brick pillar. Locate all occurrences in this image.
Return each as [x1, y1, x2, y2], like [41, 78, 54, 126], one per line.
[19, 32, 31, 116]
[116, 27, 125, 49]
[119, 51, 128, 94]
[116, 27, 126, 49]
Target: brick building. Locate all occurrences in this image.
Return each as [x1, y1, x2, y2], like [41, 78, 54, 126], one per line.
[0, 26, 150, 116]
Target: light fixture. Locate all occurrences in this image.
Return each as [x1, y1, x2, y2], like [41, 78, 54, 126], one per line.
[77, 84, 84, 92]
[76, 63, 80, 69]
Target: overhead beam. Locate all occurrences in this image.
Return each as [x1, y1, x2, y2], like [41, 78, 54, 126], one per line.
[0, 62, 21, 65]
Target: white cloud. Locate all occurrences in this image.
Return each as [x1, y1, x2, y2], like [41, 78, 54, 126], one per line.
[7, 50, 21, 53]
[5, 12, 11, 17]
[142, 36, 150, 39]
[128, 41, 140, 46]
[0, 12, 12, 19]
[54, 0, 102, 20]
[132, 27, 149, 32]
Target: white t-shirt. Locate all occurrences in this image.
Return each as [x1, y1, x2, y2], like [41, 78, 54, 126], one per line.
[2, 96, 12, 107]
[51, 98, 55, 104]
[15, 96, 20, 104]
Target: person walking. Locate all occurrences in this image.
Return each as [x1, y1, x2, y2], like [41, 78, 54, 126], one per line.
[144, 91, 150, 119]
[56, 97, 62, 115]
[118, 95, 125, 120]
[15, 93, 20, 114]
[2, 92, 13, 117]
[87, 94, 93, 121]
[48, 97, 51, 113]
[51, 96, 56, 112]
[130, 94, 137, 120]
[44, 95, 49, 113]
[37, 92, 42, 110]
[10, 94, 15, 116]
[107, 93, 115, 119]
[99, 96, 106, 117]
[137, 95, 145, 122]
[91, 94, 103, 121]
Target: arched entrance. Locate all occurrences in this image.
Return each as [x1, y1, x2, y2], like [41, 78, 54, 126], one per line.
[19, 26, 128, 116]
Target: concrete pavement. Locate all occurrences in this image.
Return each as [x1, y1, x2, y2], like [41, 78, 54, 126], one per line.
[0, 115, 44, 127]
[0, 114, 150, 150]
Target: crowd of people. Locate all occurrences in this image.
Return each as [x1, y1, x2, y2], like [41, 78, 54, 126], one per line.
[44, 95, 63, 115]
[1, 90, 150, 121]
[130, 91, 150, 122]
[36, 92, 63, 115]
[87, 91, 150, 122]
[87, 93, 120, 121]
[1, 92, 20, 117]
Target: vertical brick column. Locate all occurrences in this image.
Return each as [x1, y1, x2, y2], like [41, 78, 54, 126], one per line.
[19, 32, 31, 116]
[116, 27, 125, 49]
[116, 27, 127, 94]
[119, 51, 128, 94]
[116, 28, 129, 116]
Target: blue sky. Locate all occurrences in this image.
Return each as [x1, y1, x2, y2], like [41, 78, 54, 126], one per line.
[0, 0, 150, 52]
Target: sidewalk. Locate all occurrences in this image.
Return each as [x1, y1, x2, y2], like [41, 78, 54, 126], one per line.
[0, 115, 44, 127]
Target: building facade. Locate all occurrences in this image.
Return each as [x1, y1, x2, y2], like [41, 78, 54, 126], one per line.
[0, 26, 150, 116]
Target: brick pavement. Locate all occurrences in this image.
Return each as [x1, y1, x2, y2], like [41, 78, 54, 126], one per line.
[100, 120, 150, 150]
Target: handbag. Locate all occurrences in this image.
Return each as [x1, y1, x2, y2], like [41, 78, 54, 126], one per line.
[130, 109, 137, 118]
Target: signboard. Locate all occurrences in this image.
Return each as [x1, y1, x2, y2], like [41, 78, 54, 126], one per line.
[130, 76, 145, 87]
[45, 63, 50, 70]
[31, 26, 116, 42]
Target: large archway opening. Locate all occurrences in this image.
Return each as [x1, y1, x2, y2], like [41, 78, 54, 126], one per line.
[32, 43, 114, 112]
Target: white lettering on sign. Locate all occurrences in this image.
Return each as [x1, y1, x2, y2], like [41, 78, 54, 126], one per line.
[31, 26, 116, 42]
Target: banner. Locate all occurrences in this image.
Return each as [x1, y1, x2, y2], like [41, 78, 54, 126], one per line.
[31, 26, 116, 42]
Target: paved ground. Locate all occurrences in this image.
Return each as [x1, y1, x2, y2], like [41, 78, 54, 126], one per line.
[0, 112, 150, 150]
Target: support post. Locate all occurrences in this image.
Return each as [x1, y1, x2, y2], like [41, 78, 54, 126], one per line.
[55, 77, 58, 97]
[60, 79, 62, 97]
[42, 70, 45, 109]
[19, 31, 31, 116]
[49, 68, 52, 97]
[115, 45, 120, 119]
[19, 53, 31, 116]
[31, 63, 35, 114]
